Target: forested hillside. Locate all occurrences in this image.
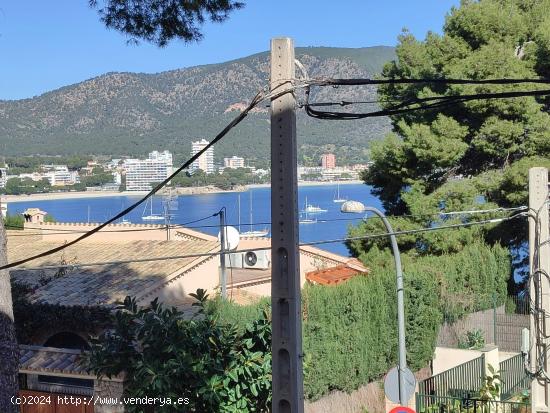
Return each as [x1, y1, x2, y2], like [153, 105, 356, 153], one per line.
[0, 46, 395, 166]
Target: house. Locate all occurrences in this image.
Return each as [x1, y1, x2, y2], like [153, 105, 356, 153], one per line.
[9, 219, 369, 407]
[22, 208, 48, 223]
[8, 228, 221, 410]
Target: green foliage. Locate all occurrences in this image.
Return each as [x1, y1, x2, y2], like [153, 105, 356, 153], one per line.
[90, 0, 245, 47]
[78, 170, 114, 188]
[0, 47, 395, 166]
[300, 172, 323, 181]
[170, 167, 268, 190]
[206, 295, 270, 329]
[302, 267, 442, 400]
[458, 329, 486, 350]
[85, 238, 509, 405]
[215, 241, 509, 401]
[44, 214, 56, 223]
[3, 155, 89, 175]
[3, 214, 24, 230]
[479, 364, 501, 401]
[3, 177, 51, 195]
[363, 0, 550, 270]
[85, 289, 271, 412]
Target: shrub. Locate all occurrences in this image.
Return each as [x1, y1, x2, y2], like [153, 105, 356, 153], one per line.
[85, 289, 271, 413]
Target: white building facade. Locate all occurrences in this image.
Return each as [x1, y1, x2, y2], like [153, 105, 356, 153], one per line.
[43, 166, 80, 186]
[223, 156, 245, 169]
[0, 168, 7, 189]
[124, 151, 173, 191]
[190, 139, 214, 174]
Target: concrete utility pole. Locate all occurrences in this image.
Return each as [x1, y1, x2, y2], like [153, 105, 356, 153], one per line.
[219, 208, 227, 299]
[529, 167, 550, 413]
[270, 37, 304, 413]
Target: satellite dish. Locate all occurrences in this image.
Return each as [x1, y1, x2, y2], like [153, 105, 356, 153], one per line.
[218, 226, 240, 251]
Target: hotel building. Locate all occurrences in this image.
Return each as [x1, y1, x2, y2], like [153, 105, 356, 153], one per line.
[321, 153, 336, 169]
[190, 139, 215, 174]
[124, 150, 173, 191]
[223, 156, 245, 169]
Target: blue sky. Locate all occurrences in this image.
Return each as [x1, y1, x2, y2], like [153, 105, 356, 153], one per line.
[0, 0, 459, 100]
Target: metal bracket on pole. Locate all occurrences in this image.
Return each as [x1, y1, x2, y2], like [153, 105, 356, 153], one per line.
[270, 37, 304, 413]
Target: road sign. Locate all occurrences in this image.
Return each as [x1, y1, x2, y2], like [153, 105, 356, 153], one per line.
[384, 366, 417, 404]
[389, 406, 416, 413]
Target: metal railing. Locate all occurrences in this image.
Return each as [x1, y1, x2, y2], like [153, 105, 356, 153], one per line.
[499, 354, 530, 401]
[419, 355, 485, 399]
[416, 394, 530, 413]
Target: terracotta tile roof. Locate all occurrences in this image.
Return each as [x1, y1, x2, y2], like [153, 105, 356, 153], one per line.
[8, 237, 219, 307]
[306, 264, 367, 286]
[19, 345, 92, 378]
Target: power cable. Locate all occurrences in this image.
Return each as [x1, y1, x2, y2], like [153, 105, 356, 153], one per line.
[0, 86, 297, 271]
[11, 213, 525, 272]
[305, 88, 550, 120]
[306, 77, 550, 87]
[4, 205, 526, 237]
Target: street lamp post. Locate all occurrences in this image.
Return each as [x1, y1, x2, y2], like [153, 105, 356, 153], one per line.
[342, 202, 408, 405]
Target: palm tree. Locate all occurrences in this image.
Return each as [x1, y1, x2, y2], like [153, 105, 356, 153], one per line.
[0, 202, 18, 412]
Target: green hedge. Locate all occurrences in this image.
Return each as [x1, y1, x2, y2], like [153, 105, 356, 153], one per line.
[214, 241, 511, 401]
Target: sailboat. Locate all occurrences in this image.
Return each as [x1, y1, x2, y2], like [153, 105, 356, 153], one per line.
[116, 202, 132, 224]
[240, 192, 268, 237]
[299, 208, 317, 224]
[302, 196, 327, 213]
[141, 197, 164, 221]
[333, 182, 347, 203]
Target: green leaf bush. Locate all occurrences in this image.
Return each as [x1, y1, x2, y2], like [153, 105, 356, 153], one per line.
[85, 289, 271, 413]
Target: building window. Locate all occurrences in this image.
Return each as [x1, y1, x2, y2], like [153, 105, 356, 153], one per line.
[37, 375, 94, 389]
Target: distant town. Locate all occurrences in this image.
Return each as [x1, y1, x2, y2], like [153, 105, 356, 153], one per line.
[0, 139, 370, 195]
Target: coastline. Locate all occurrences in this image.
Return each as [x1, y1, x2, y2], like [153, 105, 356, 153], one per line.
[2, 180, 364, 203]
[248, 180, 363, 189]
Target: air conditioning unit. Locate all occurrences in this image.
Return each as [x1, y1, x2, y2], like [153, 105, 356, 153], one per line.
[242, 250, 270, 269]
[227, 252, 244, 268]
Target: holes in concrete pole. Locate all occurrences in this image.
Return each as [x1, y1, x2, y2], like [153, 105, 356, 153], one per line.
[278, 348, 291, 394]
[279, 399, 291, 413]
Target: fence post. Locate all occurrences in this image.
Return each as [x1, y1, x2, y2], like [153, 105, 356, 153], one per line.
[493, 293, 497, 345]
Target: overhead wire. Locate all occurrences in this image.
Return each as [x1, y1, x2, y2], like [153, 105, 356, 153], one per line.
[305, 88, 550, 120]
[306, 77, 550, 87]
[11, 212, 525, 272]
[525, 189, 550, 380]
[0, 85, 300, 271]
[3, 74, 546, 267]
[302, 76, 550, 120]
[3, 205, 526, 237]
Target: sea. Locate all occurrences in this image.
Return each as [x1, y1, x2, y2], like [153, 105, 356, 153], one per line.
[7, 183, 382, 256]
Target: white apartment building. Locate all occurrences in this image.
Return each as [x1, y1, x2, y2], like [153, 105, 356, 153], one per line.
[149, 150, 173, 166]
[190, 139, 214, 174]
[223, 156, 245, 169]
[0, 168, 7, 189]
[320, 167, 359, 181]
[124, 151, 173, 191]
[19, 172, 47, 182]
[43, 166, 80, 186]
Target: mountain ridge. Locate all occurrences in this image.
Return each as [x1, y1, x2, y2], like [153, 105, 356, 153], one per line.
[0, 46, 396, 166]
